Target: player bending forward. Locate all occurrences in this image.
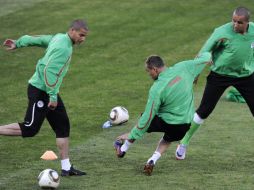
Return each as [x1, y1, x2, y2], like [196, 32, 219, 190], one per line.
[114, 53, 212, 175]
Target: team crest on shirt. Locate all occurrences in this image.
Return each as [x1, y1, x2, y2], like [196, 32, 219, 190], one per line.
[37, 100, 44, 108]
[251, 42, 254, 48]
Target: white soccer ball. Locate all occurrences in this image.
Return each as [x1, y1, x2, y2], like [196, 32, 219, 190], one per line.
[38, 169, 60, 189]
[109, 106, 129, 125]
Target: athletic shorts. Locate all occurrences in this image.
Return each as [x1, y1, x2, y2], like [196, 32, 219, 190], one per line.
[19, 84, 70, 138]
[147, 115, 190, 142]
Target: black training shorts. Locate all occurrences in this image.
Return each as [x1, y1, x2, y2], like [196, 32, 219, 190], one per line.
[147, 115, 190, 142]
[19, 84, 70, 138]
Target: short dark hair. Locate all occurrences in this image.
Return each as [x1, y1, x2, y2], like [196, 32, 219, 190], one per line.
[233, 7, 251, 21]
[145, 55, 165, 69]
[69, 19, 88, 31]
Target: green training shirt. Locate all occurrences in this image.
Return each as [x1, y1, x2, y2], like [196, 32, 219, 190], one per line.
[128, 52, 212, 140]
[200, 22, 254, 77]
[15, 33, 73, 102]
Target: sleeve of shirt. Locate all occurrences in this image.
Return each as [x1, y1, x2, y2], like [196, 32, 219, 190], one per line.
[15, 35, 53, 48]
[128, 87, 161, 140]
[184, 52, 212, 78]
[199, 29, 223, 53]
[44, 48, 71, 102]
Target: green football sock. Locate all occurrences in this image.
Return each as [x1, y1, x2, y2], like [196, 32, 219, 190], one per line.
[180, 121, 200, 146]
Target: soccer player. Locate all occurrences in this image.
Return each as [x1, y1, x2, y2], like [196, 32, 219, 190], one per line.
[0, 19, 88, 176]
[176, 6, 254, 160]
[114, 53, 212, 175]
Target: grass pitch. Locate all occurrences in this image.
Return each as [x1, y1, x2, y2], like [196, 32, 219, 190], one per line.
[0, 0, 253, 189]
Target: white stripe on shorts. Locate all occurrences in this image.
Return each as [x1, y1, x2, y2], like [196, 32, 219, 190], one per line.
[24, 103, 36, 127]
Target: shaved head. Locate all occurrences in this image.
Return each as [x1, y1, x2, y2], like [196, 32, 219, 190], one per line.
[233, 7, 250, 21]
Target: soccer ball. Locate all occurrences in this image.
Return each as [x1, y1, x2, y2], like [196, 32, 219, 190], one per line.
[38, 169, 60, 189]
[109, 106, 129, 125]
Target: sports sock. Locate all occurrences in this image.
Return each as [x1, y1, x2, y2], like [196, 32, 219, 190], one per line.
[147, 151, 161, 164]
[120, 140, 132, 152]
[61, 158, 71, 171]
[180, 113, 204, 146]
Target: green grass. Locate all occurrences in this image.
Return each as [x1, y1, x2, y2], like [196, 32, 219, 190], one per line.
[0, 0, 254, 189]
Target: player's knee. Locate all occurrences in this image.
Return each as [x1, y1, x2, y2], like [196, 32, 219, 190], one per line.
[20, 123, 41, 137]
[55, 127, 70, 138]
[23, 128, 40, 137]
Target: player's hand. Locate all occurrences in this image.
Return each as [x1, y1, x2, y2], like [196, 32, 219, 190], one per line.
[48, 101, 58, 110]
[3, 39, 16, 50]
[116, 133, 130, 141]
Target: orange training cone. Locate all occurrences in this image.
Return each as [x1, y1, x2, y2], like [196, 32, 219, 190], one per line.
[40, 150, 58, 160]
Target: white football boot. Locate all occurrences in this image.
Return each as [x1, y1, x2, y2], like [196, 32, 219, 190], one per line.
[175, 144, 187, 160]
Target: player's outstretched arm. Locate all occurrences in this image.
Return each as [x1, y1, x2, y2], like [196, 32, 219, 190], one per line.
[3, 39, 16, 50]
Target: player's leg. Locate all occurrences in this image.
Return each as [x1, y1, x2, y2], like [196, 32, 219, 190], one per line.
[144, 121, 190, 175]
[56, 138, 69, 160]
[176, 72, 228, 159]
[234, 73, 254, 116]
[147, 138, 170, 164]
[0, 123, 22, 135]
[0, 85, 47, 137]
[20, 85, 48, 137]
[178, 113, 204, 148]
[46, 96, 86, 176]
[196, 72, 229, 119]
[144, 116, 170, 168]
[186, 73, 228, 142]
[175, 113, 204, 160]
[47, 96, 70, 160]
[144, 137, 170, 176]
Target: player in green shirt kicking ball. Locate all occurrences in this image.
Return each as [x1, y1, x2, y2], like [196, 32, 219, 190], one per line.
[1, 19, 88, 176]
[176, 6, 254, 160]
[114, 53, 212, 175]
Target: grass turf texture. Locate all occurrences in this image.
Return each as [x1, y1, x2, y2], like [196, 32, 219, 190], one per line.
[0, 0, 254, 189]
